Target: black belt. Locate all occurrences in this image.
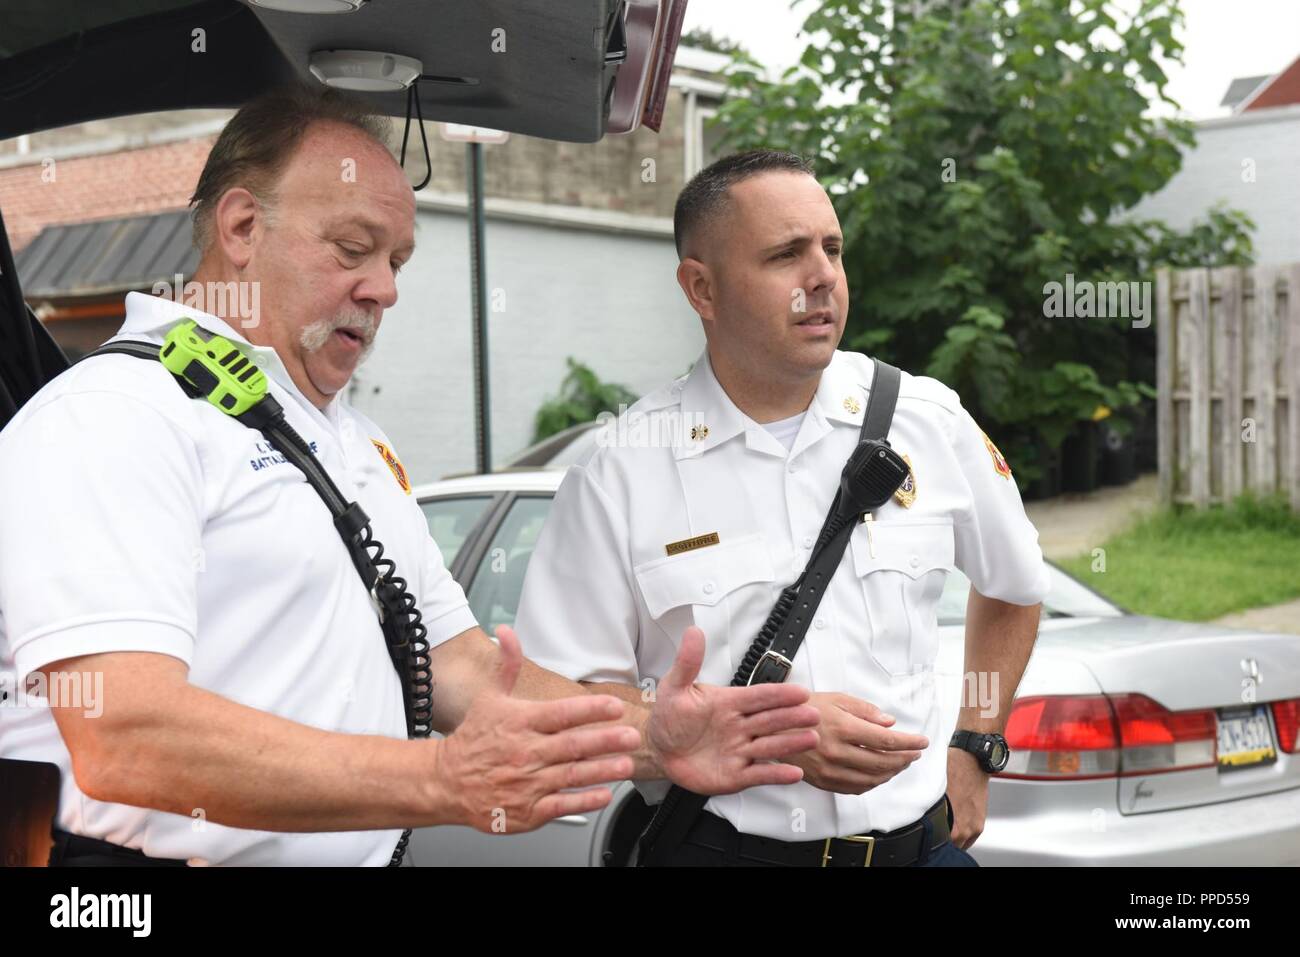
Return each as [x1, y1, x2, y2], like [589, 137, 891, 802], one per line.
[681, 794, 952, 867]
[49, 828, 188, 867]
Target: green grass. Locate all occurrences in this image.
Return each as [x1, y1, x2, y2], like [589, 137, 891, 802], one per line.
[1058, 495, 1300, 621]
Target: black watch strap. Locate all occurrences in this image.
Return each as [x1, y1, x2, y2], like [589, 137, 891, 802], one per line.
[950, 729, 1006, 772]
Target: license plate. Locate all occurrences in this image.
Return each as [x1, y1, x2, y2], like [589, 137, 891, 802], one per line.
[1217, 705, 1277, 771]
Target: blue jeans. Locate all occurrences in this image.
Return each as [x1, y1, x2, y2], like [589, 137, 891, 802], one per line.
[913, 802, 980, 866]
[917, 840, 980, 867]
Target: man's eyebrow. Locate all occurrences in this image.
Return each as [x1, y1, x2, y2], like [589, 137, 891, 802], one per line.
[761, 232, 845, 253]
[325, 216, 416, 255]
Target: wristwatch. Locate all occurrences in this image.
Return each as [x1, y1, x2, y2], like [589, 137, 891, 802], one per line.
[949, 730, 1010, 774]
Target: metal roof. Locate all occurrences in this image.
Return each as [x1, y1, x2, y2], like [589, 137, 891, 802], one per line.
[14, 209, 198, 299]
[1220, 74, 1273, 109]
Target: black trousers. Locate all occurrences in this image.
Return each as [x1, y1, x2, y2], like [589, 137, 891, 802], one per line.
[655, 834, 980, 866]
[644, 795, 981, 867]
[48, 828, 188, 867]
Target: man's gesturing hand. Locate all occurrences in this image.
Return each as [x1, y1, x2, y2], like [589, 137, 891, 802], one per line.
[787, 692, 928, 794]
[431, 628, 639, 834]
[645, 627, 821, 795]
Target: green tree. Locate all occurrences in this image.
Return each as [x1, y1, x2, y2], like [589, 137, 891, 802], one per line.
[532, 357, 638, 442]
[682, 27, 748, 56]
[711, 0, 1253, 487]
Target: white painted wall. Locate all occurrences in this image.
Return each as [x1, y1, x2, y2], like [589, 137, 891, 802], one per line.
[349, 203, 705, 483]
[1130, 105, 1300, 266]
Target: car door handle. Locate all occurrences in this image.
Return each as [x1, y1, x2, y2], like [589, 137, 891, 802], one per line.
[553, 815, 590, 826]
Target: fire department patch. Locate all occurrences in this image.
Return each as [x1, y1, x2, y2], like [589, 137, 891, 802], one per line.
[894, 454, 916, 508]
[983, 431, 1012, 480]
[371, 439, 411, 494]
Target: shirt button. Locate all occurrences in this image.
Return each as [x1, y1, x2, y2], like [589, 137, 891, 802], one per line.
[702, 581, 716, 595]
[802, 536, 814, 549]
[787, 463, 798, 474]
[814, 618, 826, 629]
[909, 555, 920, 568]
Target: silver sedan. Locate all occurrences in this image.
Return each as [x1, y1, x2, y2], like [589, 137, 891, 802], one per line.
[407, 468, 1300, 866]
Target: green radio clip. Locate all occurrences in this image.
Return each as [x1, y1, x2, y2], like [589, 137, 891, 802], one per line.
[160, 318, 268, 416]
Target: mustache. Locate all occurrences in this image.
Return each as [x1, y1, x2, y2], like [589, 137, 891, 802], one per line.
[299, 310, 377, 353]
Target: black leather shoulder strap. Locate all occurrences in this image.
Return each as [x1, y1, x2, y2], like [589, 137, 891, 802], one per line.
[76, 340, 204, 399]
[862, 358, 900, 441]
[77, 340, 161, 363]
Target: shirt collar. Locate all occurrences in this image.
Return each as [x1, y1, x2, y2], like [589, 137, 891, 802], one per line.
[673, 350, 750, 459]
[812, 349, 874, 429]
[673, 349, 874, 460]
[114, 291, 338, 418]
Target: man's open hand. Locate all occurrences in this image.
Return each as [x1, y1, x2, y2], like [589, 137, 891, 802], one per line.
[432, 628, 639, 834]
[645, 627, 821, 795]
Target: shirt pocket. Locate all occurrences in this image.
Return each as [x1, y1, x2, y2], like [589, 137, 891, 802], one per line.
[848, 519, 955, 677]
[632, 533, 775, 675]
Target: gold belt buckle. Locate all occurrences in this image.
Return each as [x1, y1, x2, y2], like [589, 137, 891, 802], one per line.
[821, 834, 876, 867]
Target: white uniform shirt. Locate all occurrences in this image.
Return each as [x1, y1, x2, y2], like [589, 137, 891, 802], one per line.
[515, 349, 1049, 840]
[0, 292, 477, 865]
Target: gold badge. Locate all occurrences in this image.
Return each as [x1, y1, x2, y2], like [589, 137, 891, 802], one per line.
[690, 424, 710, 441]
[371, 439, 411, 494]
[983, 431, 1012, 480]
[843, 396, 861, 415]
[665, 532, 720, 556]
[893, 454, 916, 508]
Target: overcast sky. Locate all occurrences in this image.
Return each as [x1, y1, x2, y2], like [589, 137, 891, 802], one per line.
[683, 0, 1300, 120]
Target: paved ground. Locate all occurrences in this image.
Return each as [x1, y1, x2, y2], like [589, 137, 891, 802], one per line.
[1211, 598, 1300, 635]
[1024, 471, 1299, 634]
[1024, 472, 1160, 562]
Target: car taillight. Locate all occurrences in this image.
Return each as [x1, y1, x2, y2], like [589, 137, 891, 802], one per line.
[1003, 695, 1119, 779]
[1110, 693, 1217, 774]
[1272, 698, 1300, 753]
[1002, 694, 1216, 779]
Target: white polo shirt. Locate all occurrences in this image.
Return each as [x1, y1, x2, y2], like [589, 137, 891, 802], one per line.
[0, 292, 478, 865]
[515, 349, 1049, 840]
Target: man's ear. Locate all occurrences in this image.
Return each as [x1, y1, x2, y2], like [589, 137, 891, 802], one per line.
[212, 187, 262, 270]
[676, 257, 718, 322]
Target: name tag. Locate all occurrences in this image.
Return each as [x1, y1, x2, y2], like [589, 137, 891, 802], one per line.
[665, 532, 721, 556]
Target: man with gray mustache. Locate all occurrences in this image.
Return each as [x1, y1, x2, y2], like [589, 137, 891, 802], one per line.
[299, 306, 377, 366]
[0, 87, 820, 866]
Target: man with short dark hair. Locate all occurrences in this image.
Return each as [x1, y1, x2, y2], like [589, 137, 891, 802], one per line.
[512, 149, 1049, 866]
[0, 96, 819, 866]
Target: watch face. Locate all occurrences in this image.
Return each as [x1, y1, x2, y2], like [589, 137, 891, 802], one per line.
[988, 739, 1008, 771]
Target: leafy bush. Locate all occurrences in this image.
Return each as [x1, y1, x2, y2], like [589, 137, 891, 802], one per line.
[532, 357, 638, 442]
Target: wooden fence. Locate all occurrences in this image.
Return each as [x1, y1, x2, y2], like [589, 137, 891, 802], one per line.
[1155, 264, 1300, 510]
